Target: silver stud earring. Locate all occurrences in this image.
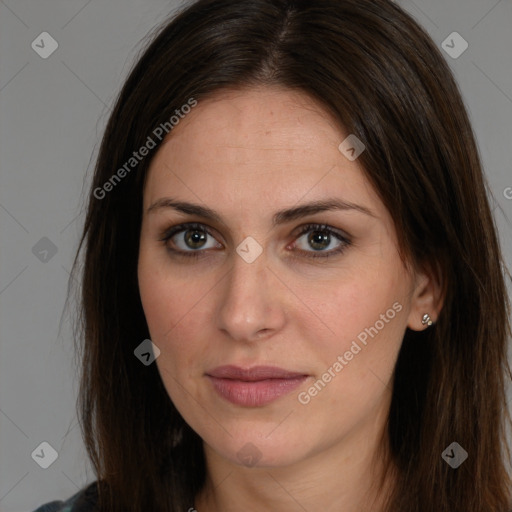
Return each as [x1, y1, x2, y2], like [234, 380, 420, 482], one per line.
[421, 313, 433, 326]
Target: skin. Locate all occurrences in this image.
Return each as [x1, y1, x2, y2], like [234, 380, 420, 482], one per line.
[137, 86, 443, 512]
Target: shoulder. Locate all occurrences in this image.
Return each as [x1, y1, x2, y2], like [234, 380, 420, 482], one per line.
[32, 481, 99, 512]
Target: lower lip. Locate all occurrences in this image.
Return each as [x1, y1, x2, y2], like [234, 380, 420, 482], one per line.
[207, 375, 308, 407]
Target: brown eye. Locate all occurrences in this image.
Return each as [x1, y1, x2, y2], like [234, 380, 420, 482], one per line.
[183, 229, 208, 249]
[159, 222, 222, 258]
[293, 224, 351, 259]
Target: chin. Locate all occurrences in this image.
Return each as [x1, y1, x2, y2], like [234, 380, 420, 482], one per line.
[205, 430, 312, 469]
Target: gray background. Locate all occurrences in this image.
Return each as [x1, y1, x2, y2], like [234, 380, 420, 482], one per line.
[0, 0, 511, 511]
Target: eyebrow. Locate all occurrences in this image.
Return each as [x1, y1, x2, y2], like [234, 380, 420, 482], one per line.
[147, 197, 375, 225]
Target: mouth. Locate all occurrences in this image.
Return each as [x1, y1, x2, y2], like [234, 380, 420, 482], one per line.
[205, 365, 310, 407]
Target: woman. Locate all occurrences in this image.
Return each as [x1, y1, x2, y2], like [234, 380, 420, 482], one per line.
[33, 0, 512, 510]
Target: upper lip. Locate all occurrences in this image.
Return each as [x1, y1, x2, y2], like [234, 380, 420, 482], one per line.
[206, 365, 307, 381]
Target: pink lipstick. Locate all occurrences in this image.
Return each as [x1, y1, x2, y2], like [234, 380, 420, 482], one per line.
[206, 365, 309, 407]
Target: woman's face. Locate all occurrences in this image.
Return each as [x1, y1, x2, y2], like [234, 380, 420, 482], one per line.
[138, 86, 434, 468]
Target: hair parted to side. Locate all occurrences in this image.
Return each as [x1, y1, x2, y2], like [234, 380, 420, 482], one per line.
[67, 0, 512, 510]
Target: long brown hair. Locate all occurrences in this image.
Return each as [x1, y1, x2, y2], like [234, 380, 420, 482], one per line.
[68, 0, 512, 510]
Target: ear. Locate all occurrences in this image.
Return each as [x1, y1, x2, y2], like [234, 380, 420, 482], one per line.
[406, 260, 445, 331]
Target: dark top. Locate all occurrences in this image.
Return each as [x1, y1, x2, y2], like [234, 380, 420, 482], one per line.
[32, 481, 99, 512]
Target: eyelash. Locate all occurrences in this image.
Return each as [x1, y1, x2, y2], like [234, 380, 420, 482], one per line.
[158, 222, 351, 260]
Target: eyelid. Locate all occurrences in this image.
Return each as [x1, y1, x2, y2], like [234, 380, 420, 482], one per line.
[158, 222, 222, 251]
[159, 221, 352, 259]
[158, 222, 217, 242]
[293, 222, 350, 241]
[290, 223, 351, 259]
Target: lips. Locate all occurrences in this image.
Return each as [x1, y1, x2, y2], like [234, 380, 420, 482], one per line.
[206, 365, 309, 407]
[207, 365, 307, 381]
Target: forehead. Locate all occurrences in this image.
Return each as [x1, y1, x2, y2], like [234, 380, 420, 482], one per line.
[156, 87, 342, 164]
[143, 86, 385, 223]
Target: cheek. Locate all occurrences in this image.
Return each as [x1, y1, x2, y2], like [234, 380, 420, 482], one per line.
[294, 255, 409, 381]
[138, 243, 192, 336]
[138, 265, 173, 341]
[137, 252, 213, 372]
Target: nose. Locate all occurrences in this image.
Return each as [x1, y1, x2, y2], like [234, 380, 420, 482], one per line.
[215, 247, 287, 343]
